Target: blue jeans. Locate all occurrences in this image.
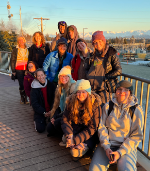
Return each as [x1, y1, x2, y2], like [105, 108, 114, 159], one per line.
[89, 145, 137, 171]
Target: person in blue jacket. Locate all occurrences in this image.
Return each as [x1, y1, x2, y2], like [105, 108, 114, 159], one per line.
[43, 37, 73, 86]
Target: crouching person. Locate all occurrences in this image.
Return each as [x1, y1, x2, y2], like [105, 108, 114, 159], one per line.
[30, 68, 55, 133]
[89, 80, 144, 171]
[61, 79, 102, 160]
[47, 66, 76, 136]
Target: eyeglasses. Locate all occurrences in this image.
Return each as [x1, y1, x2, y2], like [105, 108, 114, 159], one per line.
[58, 21, 66, 25]
[59, 75, 69, 79]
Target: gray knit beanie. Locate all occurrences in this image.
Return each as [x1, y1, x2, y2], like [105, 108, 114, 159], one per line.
[116, 80, 133, 93]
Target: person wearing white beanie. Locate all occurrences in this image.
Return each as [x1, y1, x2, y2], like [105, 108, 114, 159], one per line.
[47, 65, 76, 136]
[61, 79, 102, 161]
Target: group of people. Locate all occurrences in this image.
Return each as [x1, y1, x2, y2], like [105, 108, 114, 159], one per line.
[10, 21, 144, 171]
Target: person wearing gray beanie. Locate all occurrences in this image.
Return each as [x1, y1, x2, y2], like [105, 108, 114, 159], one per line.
[89, 80, 144, 171]
[61, 79, 102, 161]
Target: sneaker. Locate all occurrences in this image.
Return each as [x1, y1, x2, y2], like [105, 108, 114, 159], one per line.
[59, 135, 66, 146]
[70, 146, 89, 158]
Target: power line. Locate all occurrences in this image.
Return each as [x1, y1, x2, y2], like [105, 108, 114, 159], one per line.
[33, 17, 50, 33]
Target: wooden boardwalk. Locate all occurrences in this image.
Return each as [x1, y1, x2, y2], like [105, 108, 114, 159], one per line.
[0, 73, 146, 171]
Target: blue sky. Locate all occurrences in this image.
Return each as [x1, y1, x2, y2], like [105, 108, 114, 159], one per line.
[0, 0, 150, 35]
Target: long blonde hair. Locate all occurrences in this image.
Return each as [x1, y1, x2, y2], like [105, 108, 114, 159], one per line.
[66, 93, 93, 125]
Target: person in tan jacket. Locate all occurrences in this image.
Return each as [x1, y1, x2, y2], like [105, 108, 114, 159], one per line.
[89, 80, 144, 171]
[47, 66, 76, 136]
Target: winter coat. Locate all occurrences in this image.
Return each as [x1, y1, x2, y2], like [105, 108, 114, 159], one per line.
[30, 79, 55, 121]
[43, 51, 73, 82]
[10, 47, 29, 72]
[67, 25, 78, 56]
[61, 92, 102, 145]
[86, 46, 122, 93]
[71, 50, 91, 81]
[28, 44, 50, 68]
[99, 95, 144, 156]
[23, 72, 35, 98]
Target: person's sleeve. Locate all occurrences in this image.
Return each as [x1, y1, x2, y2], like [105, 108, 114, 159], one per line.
[105, 54, 122, 79]
[43, 53, 51, 81]
[50, 88, 60, 118]
[117, 105, 144, 156]
[10, 48, 16, 72]
[24, 77, 31, 98]
[98, 103, 111, 151]
[61, 108, 73, 136]
[73, 106, 101, 145]
[30, 88, 45, 115]
[49, 82, 56, 110]
[50, 37, 57, 52]
[28, 46, 33, 62]
[45, 44, 50, 56]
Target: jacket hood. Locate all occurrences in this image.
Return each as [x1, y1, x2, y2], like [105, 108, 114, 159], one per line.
[31, 79, 47, 88]
[112, 94, 138, 109]
[67, 25, 78, 41]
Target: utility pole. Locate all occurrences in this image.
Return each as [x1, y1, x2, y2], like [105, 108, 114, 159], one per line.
[19, 6, 23, 35]
[33, 17, 49, 33]
[83, 28, 88, 39]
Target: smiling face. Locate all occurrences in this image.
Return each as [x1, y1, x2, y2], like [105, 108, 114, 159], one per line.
[35, 33, 41, 44]
[77, 90, 88, 103]
[59, 25, 65, 34]
[28, 63, 36, 73]
[18, 37, 26, 48]
[58, 44, 67, 55]
[93, 39, 105, 52]
[116, 87, 130, 104]
[36, 71, 46, 84]
[59, 75, 70, 85]
[68, 30, 74, 39]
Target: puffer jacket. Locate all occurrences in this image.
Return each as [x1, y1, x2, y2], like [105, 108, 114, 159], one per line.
[86, 46, 122, 92]
[61, 92, 102, 145]
[99, 95, 144, 156]
[43, 51, 73, 82]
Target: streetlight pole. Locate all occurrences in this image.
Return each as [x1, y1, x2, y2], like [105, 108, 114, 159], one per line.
[83, 28, 88, 39]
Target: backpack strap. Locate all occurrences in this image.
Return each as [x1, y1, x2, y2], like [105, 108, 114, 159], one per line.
[129, 104, 138, 119]
[108, 100, 114, 116]
[108, 101, 138, 119]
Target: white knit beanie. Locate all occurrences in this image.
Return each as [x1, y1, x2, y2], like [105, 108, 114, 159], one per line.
[74, 79, 91, 95]
[58, 67, 71, 78]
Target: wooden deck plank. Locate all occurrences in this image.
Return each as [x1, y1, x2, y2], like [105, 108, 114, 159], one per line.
[0, 73, 147, 171]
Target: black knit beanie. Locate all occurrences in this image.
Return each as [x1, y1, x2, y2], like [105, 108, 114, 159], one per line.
[116, 80, 133, 93]
[56, 37, 68, 47]
[76, 38, 87, 46]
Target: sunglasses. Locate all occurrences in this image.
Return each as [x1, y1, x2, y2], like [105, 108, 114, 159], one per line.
[58, 21, 66, 25]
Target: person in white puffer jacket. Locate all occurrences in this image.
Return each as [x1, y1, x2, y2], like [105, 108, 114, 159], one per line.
[89, 80, 144, 171]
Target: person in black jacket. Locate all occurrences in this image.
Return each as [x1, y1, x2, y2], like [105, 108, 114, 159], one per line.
[28, 31, 50, 68]
[30, 68, 55, 133]
[10, 36, 29, 104]
[86, 31, 122, 105]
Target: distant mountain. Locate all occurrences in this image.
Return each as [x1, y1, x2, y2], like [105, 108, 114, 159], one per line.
[80, 30, 150, 40]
